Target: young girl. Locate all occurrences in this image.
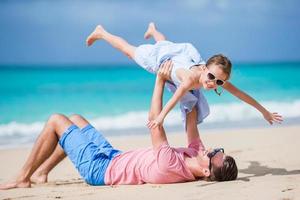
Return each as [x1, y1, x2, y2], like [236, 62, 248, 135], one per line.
[86, 22, 283, 128]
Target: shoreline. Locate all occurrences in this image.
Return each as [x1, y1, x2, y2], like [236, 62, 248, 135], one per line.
[1, 117, 299, 150]
[1, 125, 300, 199]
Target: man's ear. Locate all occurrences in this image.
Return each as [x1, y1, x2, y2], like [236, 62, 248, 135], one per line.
[202, 168, 210, 177]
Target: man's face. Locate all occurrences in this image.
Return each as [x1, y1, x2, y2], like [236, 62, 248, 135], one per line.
[197, 148, 225, 177]
[210, 151, 225, 170]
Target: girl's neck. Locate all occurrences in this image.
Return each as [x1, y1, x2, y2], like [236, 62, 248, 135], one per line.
[190, 65, 205, 88]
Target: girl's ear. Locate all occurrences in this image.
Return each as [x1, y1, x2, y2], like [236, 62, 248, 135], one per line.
[200, 65, 207, 71]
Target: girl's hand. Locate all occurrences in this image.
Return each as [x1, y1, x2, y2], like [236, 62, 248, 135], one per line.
[263, 111, 283, 125]
[158, 60, 173, 81]
[147, 115, 164, 129]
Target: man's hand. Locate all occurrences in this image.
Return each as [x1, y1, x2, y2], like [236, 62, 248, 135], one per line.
[158, 60, 173, 81]
[262, 111, 283, 125]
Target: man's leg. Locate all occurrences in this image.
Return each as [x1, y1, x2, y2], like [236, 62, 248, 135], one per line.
[144, 22, 166, 42]
[0, 114, 73, 190]
[30, 114, 90, 184]
[86, 25, 136, 59]
[29, 144, 65, 184]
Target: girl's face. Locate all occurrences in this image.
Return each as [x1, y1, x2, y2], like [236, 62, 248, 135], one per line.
[201, 64, 228, 90]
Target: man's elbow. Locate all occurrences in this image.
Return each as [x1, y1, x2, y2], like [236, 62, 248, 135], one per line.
[148, 111, 157, 121]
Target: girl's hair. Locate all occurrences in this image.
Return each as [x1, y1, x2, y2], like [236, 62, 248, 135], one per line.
[206, 54, 232, 80]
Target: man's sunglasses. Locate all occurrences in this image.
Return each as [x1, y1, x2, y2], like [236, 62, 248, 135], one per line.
[208, 148, 224, 172]
[207, 72, 225, 86]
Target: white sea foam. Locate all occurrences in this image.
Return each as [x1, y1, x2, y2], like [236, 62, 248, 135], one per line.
[0, 100, 300, 141]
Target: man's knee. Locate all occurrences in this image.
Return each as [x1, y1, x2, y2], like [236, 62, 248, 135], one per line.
[48, 113, 73, 137]
[69, 114, 89, 128]
[48, 113, 71, 133]
[148, 110, 158, 122]
[49, 113, 67, 125]
[69, 114, 83, 122]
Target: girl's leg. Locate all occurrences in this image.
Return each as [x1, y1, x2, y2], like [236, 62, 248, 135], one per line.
[30, 114, 90, 184]
[86, 25, 136, 59]
[0, 114, 73, 190]
[144, 22, 166, 42]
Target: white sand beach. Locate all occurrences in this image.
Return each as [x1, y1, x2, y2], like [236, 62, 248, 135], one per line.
[0, 125, 300, 200]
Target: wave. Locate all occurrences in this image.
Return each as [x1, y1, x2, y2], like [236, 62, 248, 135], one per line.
[0, 100, 300, 145]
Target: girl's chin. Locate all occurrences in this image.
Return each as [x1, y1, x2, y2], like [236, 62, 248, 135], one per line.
[203, 85, 214, 90]
[203, 82, 213, 90]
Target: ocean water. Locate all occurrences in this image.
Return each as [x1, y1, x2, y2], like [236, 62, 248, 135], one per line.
[0, 62, 300, 147]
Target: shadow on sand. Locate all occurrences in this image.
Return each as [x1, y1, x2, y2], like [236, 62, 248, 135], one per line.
[237, 161, 300, 182]
[198, 161, 300, 187]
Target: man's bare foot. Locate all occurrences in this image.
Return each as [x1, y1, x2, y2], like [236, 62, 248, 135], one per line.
[0, 180, 31, 190]
[86, 25, 106, 46]
[144, 22, 156, 40]
[30, 173, 48, 184]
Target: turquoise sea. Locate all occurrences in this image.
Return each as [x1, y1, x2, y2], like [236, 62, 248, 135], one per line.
[0, 62, 300, 147]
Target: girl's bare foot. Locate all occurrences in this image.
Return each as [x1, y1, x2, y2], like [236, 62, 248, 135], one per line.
[0, 180, 31, 190]
[86, 25, 106, 46]
[30, 172, 48, 184]
[144, 22, 156, 40]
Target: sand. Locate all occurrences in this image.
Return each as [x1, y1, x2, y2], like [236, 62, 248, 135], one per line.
[0, 125, 300, 200]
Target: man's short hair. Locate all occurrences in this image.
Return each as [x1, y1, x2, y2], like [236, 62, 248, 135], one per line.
[210, 155, 238, 181]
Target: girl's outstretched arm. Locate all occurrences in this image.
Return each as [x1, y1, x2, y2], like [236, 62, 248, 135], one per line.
[223, 82, 283, 125]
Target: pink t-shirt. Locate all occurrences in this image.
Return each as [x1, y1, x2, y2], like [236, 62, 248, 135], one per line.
[104, 137, 205, 185]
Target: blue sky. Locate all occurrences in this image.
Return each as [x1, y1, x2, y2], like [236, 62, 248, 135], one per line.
[0, 0, 299, 65]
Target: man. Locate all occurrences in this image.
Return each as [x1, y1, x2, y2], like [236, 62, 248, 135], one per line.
[0, 63, 237, 189]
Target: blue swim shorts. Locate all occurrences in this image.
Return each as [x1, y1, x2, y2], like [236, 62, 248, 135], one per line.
[59, 124, 122, 185]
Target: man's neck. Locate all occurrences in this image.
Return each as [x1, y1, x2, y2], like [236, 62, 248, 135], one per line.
[184, 156, 204, 178]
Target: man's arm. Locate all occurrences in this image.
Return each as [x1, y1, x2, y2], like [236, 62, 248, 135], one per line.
[148, 79, 193, 129]
[223, 81, 283, 124]
[148, 74, 168, 149]
[185, 107, 200, 144]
